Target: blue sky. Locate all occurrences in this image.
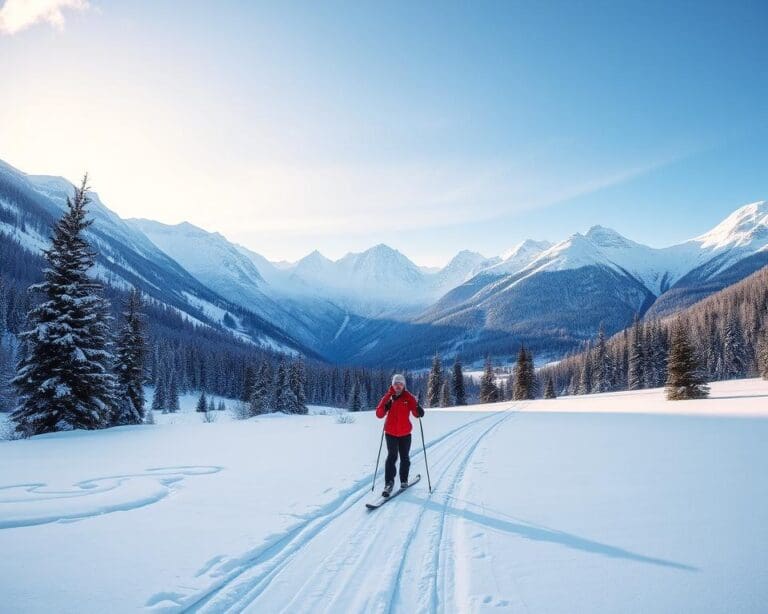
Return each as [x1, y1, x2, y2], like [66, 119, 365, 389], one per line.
[1, 1, 767, 265]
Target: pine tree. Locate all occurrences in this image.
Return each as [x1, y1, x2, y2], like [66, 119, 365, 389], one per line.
[759, 326, 768, 380]
[525, 348, 537, 398]
[348, 379, 363, 411]
[196, 390, 208, 412]
[217, 400, 226, 411]
[12, 176, 116, 435]
[275, 359, 298, 414]
[513, 345, 536, 400]
[289, 358, 308, 414]
[721, 310, 747, 379]
[151, 363, 167, 413]
[274, 360, 288, 412]
[665, 320, 709, 400]
[479, 356, 498, 403]
[577, 345, 593, 395]
[544, 375, 556, 399]
[113, 290, 146, 425]
[427, 352, 443, 408]
[241, 365, 256, 402]
[208, 397, 216, 412]
[628, 318, 645, 390]
[167, 370, 180, 413]
[452, 359, 467, 405]
[249, 360, 272, 416]
[592, 323, 612, 393]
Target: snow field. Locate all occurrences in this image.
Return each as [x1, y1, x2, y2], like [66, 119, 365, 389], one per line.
[0, 378, 766, 612]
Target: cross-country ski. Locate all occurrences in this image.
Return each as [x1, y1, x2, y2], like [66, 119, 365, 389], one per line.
[366, 474, 422, 510]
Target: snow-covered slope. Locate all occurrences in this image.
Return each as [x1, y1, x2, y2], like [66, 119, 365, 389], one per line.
[0, 160, 310, 356]
[421, 202, 768, 348]
[1, 378, 766, 613]
[485, 239, 551, 276]
[129, 219, 358, 353]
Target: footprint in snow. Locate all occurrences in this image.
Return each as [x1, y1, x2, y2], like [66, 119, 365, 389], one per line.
[0, 465, 222, 529]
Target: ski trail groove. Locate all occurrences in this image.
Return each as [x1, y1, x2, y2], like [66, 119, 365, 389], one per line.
[173, 410, 504, 613]
[386, 409, 515, 614]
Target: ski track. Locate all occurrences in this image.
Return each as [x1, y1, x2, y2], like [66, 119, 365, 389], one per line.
[0, 466, 223, 529]
[387, 409, 516, 614]
[161, 406, 515, 614]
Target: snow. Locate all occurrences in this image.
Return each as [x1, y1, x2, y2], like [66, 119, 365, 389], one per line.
[694, 200, 768, 250]
[0, 378, 766, 612]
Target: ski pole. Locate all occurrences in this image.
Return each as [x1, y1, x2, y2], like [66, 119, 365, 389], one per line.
[418, 417, 432, 494]
[371, 425, 385, 492]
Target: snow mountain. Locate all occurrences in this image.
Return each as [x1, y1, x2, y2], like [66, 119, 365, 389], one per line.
[3, 156, 767, 368]
[414, 202, 768, 365]
[0, 160, 313, 357]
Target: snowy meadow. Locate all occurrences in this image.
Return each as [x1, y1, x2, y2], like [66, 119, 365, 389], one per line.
[1, 379, 766, 613]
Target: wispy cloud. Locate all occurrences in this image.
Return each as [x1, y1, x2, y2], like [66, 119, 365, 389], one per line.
[0, 0, 89, 35]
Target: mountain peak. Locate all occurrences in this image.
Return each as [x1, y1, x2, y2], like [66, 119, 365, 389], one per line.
[696, 200, 768, 249]
[500, 239, 552, 261]
[298, 249, 332, 264]
[585, 225, 632, 248]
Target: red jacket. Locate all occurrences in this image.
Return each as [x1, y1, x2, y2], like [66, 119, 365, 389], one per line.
[376, 386, 423, 436]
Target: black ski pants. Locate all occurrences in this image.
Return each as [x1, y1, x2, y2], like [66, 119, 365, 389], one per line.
[384, 433, 411, 484]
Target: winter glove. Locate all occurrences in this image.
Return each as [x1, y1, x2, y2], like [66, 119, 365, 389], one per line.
[416, 404, 425, 418]
[384, 397, 394, 412]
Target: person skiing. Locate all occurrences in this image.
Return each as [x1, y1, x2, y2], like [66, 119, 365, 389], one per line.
[375, 373, 425, 497]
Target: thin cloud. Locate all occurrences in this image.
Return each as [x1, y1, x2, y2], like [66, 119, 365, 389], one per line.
[0, 0, 89, 35]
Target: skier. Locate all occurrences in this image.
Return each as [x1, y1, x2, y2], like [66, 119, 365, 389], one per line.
[375, 373, 425, 497]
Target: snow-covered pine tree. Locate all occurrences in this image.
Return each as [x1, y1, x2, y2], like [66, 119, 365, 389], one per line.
[167, 370, 180, 412]
[0, 282, 15, 410]
[208, 397, 216, 412]
[439, 377, 452, 407]
[577, 344, 593, 395]
[757, 327, 768, 380]
[275, 359, 299, 414]
[525, 347, 537, 398]
[151, 362, 167, 413]
[348, 379, 362, 412]
[241, 365, 256, 403]
[196, 390, 208, 412]
[249, 360, 272, 416]
[12, 176, 116, 435]
[427, 352, 443, 408]
[665, 319, 709, 400]
[114, 289, 146, 425]
[274, 360, 288, 412]
[721, 310, 747, 379]
[628, 318, 645, 390]
[479, 356, 498, 403]
[217, 400, 226, 411]
[544, 375, 556, 399]
[452, 359, 467, 405]
[592, 323, 612, 393]
[512, 345, 528, 400]
[514, 346, 537, 399]
[289, 358, 308, 414]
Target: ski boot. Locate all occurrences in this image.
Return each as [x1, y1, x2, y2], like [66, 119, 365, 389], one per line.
[382, 481, 394, 498]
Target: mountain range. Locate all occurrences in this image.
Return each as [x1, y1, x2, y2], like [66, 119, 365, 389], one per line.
[2, 157, 767, 368]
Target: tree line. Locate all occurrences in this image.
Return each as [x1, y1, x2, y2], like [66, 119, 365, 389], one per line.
[539, 265, 768, 399]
